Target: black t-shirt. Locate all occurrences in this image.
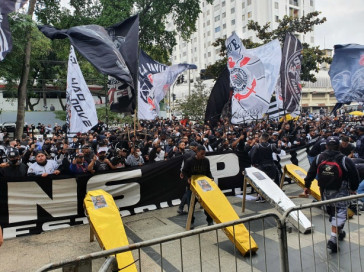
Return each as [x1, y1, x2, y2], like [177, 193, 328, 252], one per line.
[0, 163, 28, 177]
[339, 143, 355, 156]
[93, 160, 111, 172]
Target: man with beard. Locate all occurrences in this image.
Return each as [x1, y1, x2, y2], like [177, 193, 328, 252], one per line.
[27, 151, 60, 177]
[0, 148, 27, 177]
[111, 148, 127, 168]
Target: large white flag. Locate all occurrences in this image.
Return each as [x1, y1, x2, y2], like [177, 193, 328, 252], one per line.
[225, 32, 267, 123]
[66, 46, 98, 133]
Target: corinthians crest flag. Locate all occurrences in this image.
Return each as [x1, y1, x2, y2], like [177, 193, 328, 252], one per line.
[329, 44, 364, 103]
[138, 50, 197, 120]
[225, 32, 267, 123]
[0, 0, 28, 61]
[281, 33, 303, 113]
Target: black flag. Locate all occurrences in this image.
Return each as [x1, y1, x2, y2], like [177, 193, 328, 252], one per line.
[38, 24, 134, 90]
[0, 0, 28, 61]
[281, 33, 303, 114]
[106, 15, 139, 113]
[204, 68, 231, 126]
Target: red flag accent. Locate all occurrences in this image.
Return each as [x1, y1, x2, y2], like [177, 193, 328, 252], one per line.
[228, 57, 236, 68]
[147, 97, 156, 109]
[233, 79, 257, 101]
[148, 74, 153, 84]
[239, 57, 251, 67]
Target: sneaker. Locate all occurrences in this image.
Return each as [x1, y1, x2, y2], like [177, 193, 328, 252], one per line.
[327, 240, 338, 253]
[338, 230, 346, 241]
[255, 196, 266, 203]
[177, 209, 188, 215]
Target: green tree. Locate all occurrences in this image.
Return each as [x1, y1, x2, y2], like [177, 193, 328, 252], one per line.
[205, 12, 331, 82]
[176, 80, 209, 122]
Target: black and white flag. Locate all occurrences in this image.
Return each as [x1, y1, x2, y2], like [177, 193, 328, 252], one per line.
[0, 0, 28, 61]
[66, 46, 98, 133]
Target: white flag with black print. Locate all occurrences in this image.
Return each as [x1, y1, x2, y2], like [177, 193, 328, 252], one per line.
[66, 46, 98, 133]
[0, 0, 28, 61]
[225, 32, 268, 123]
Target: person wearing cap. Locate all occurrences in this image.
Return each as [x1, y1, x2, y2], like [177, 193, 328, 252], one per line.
[339, 136, 355, 158]
[69, 153, 89, 174]
[88, 150, 116, 173]
[304, 136, 360, 253]
[81, 145, 94, 164]
[27, 151, 61, 177]
[0, 148, 27, 177]
[110, 148, 127, 168]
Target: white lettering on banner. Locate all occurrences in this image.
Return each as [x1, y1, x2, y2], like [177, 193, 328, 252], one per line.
[8, 179, 78, 224]
[75, 217, 88, 224]
[42, 219, 71, 231]
[207, 153, 240, 185]
[87, 170, 142, 208]
[3, 224, 37, 239]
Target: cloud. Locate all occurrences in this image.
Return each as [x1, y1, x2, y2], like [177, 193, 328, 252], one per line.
[315, 0, 364, 49]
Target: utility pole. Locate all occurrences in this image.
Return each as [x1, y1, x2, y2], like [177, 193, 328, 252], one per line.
[15, 0, 37, 139]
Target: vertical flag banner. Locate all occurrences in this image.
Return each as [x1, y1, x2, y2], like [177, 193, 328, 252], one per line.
[66, 46, 98, 133]
[329, 44, 364, 103]
[225, 32, 267, 123]
[138, 50, 197, 120]
[107, 15, 139, 113]
[281, 32, 303, 114]
[204, 68, 231, 126]
[0, 0, 28, 61]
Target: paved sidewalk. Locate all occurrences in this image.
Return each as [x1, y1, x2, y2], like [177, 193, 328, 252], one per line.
[1, 181, 363, 272]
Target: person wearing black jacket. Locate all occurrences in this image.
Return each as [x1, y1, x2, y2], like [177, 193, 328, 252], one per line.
[182, 145, 214, 227]
[250, 133, 281, 185]
[304, 136, 360, 253]
[0, 148, 27, 177]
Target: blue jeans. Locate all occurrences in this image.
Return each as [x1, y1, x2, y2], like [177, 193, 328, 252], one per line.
[357, 180, 364, 202]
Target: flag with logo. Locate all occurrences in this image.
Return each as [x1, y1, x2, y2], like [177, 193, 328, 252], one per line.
[106, 15, 139, 113]
[66, 46, 98, 133]
[329, 44, 364, 103]
[281, 32, 303, 113]
[0, 0, 28, 61]
[138, 50, 197, 120]
[225, 32, 267, 123]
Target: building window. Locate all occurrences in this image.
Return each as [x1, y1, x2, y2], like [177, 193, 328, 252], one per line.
[247, 0, 251, 5]
[208, 52, 211, 57]
[214, 4, 220, 11]
[215, 15, 220, 22]
[207, 31, 210, 36]
[231, 19, 235, 25]
[231, 7, 235, 13]
[222, 1, 225, 7]
[242, 14, 245, 21]
[275, 15, 279, 22]
[242, 1, 245, 9]
[207, 20, 210, 26]
[222, 12, 226, 18]
[215, 26, 221, 33]
[216, 48, 220, 54]
[207, 10, 210, 15]
[275, 2, 279, 9]
[310, 0, 314, 6]
[248, 12, 252, 18]
[223, 23, 226, 29]
[311, 36, 314, 43]
[243, 26, 246, 33]
[183, 52, 187, 57]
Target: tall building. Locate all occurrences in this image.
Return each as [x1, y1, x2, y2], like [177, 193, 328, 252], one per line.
[172, 0, 316, 83]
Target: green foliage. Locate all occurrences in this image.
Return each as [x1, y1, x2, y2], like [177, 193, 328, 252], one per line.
[54, 110, 67, 120]
[176, 80, 209, 121]
[205, 12, 331, 82]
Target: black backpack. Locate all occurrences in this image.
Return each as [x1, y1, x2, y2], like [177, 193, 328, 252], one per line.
[316, 153, 346, 190]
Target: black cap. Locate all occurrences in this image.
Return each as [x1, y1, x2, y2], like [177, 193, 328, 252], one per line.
[327, 136, 340, 146]
[8, 148, 19, 158]
[189, 141, 198, 147]
[358, 126, 364, 132]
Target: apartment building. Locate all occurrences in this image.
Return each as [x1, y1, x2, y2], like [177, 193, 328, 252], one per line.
[172, 0, 316, 82]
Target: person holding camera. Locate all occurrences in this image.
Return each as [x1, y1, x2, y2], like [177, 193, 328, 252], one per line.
[0, 148, 27, 177]
[69, 153, 89, 174]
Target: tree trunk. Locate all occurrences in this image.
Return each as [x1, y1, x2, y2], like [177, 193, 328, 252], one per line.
[57, 93, 66, 111]
[15, 0, 37, 139]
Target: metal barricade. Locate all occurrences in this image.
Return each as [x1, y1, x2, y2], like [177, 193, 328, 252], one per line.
[36, 194, 364, 272]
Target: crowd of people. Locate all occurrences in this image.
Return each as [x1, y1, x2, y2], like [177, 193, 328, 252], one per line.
[0, 112, 363, 179]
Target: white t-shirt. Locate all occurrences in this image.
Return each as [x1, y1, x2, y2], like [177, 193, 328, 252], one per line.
[28, 160, 59, 175]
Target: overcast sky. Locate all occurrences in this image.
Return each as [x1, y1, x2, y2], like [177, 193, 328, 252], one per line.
[314, 0, 364, 49]
[59, 0, 364, 50]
